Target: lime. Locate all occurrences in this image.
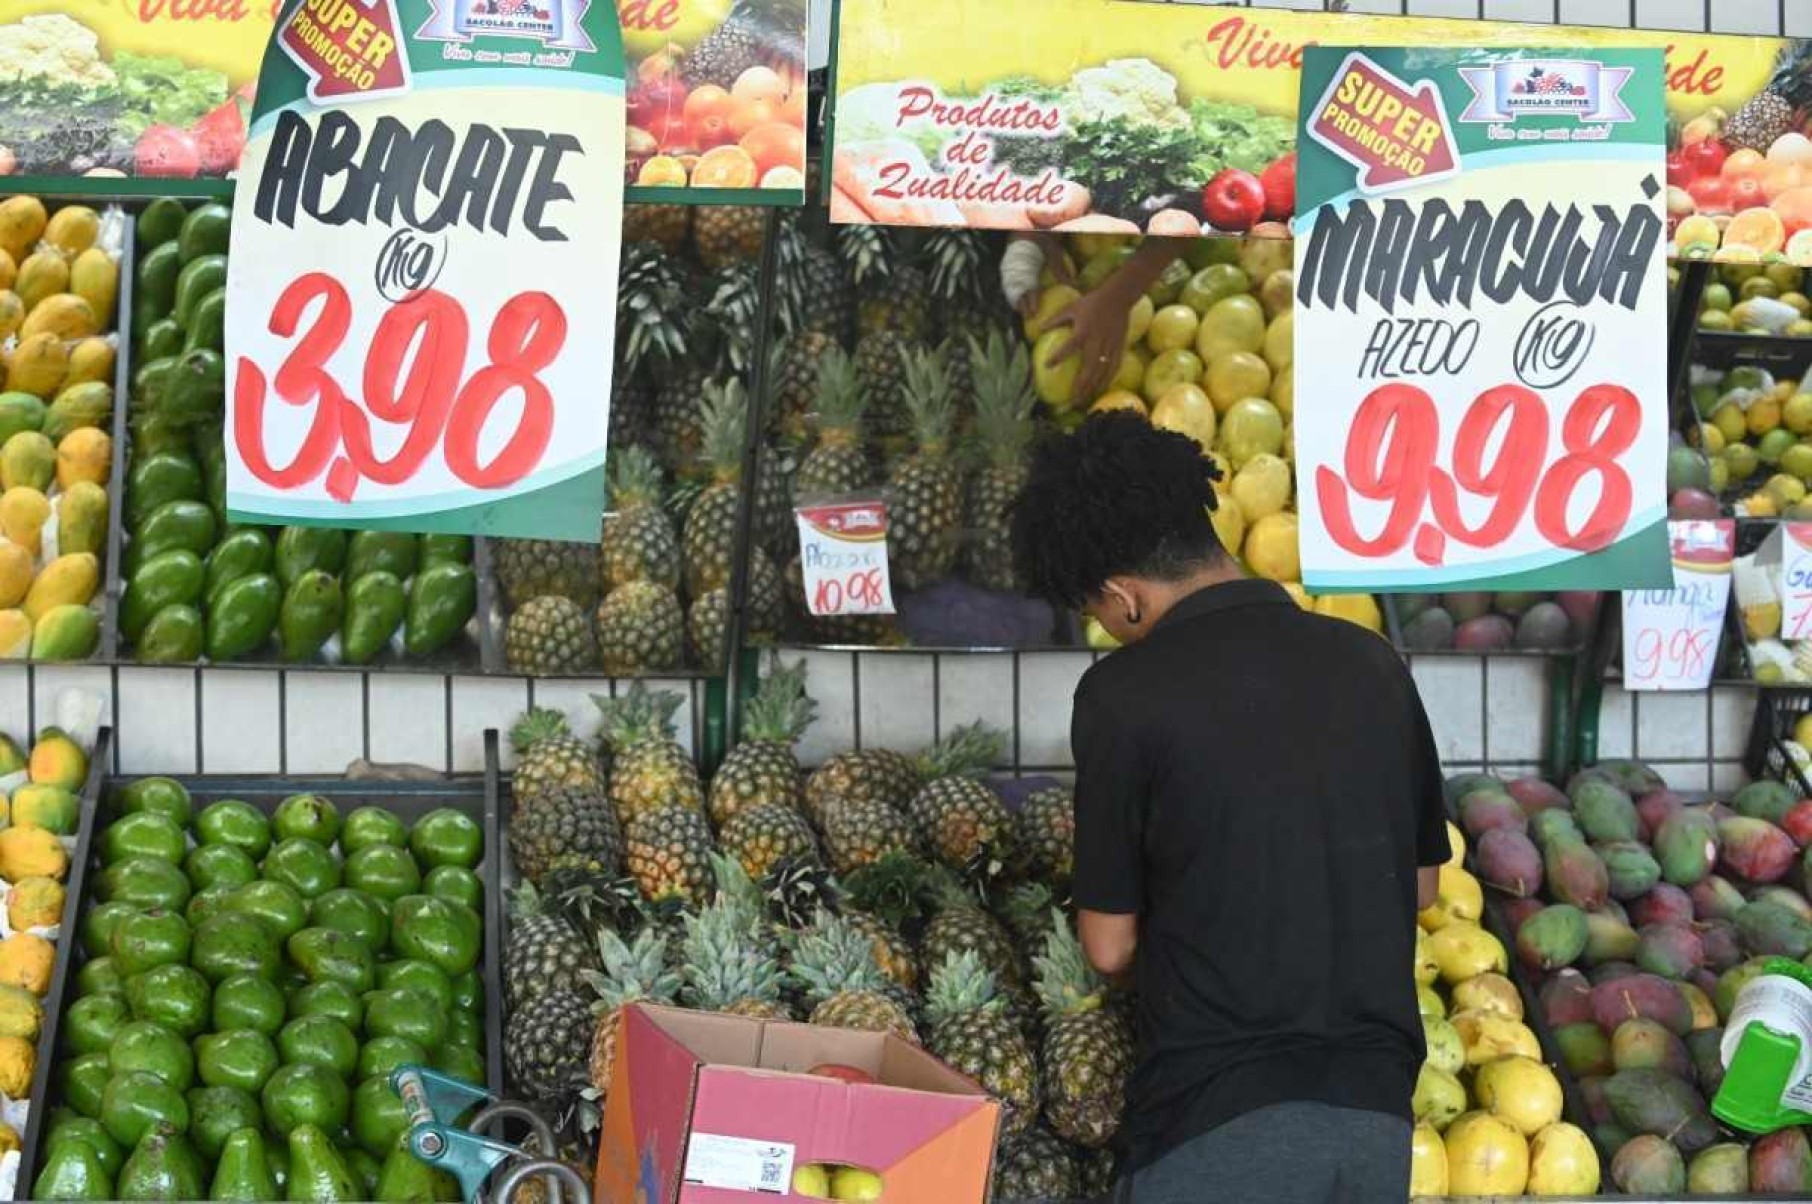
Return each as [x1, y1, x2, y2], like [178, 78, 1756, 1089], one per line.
[1195, 295, 1266, 360]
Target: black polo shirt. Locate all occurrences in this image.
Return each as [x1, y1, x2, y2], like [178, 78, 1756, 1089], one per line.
[1070, 578, 1451, 1172]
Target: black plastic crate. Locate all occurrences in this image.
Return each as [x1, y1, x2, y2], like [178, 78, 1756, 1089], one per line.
[1741, 687, 1812, 796]
[14, 731, 507, 1192]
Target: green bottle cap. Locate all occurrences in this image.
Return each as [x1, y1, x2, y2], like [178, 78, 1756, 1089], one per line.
[1711, 958, 1812, 1134]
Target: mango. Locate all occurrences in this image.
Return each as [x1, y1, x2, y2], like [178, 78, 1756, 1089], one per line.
[1748, 1123, 1812, 1191]
[43, 206, 98, 256]
[1451, 1009, 1541, 1066]
[1604, 1069, 1717, 1152]
[24, 552, 99, 621]
[1475, 828, 1542, 897]
[11, 783, 78, 833]
[44, 381, 112, 443]
[1634, 922, 1704, 980]
[1733, 899, 1812, 958]
[1679, 981, 1718, 1031]
[1687, 1028, 1728, 1095]
[12, 250, 67, 310]
[1544, 836, 1609, 910]
[1542, 968, 1594, 1028]
[1654, 808, 1719, 886]
[1451, 972, 1522, 1021]
[1592, 972, 1693, 1036]
[0, 824, 67, 881]
[1530, 808, 1583, 849]
[1410, 1124, 1448, 1194]
[1517, 904, 1588, 970]
[1597, 760, 1668, 796]
[1612, 1134, 1685, 1192]
[1556, 1022, 1613, 1076]
[18, 293, 96, 342]
[1687, 1142, 1750, 1192]
[1714, 959, 1776, 1023]
[1582, 910, 1640, 966]
[1715, 815, 1797, 882]
[0, 430, 53, 493]
[1505, 776, 1568, 816]
[1697, 919, 1743, 972]
[69, 247, 117, 325]
[1426, 922, 1507, 984]
[1445, 772, 1502, 804]
[28, 727, 85, 788]
[1458, 790, 1526, 839]
[4, 332, 66, 398]
[1635, 790, 1685, 839]
[1755, 885, 1812, 922]
[0, 252, 13, 292]
[1572, 778, 1639, 843]
[1422, 1018, 1464, 1077]
[1690, 875, 1746, 921]
[62, 337, 114, 387]
[1629, 882, 1693, 927]
[1732, 779, 1797, 826]
[0, 610, 30, 658]
[1610, 1018, 1692, 1077]
[1444, 1111, 1529, 1196]
[1598, 841, 1661, 900]
[0, 984, 41, 1041]
[31, 603, 98, 661]
[56, 482, 108, 558]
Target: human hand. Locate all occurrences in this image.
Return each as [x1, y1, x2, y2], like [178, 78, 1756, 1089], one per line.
[1040, 285, 1131, 401]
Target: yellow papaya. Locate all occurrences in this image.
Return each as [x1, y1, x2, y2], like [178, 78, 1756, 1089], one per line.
[18, 293, 95, 342]
[0, 827, 67, 884]
[0, 431, 53, 493]
[62, 337, 113, 387]
[30, 604, 98, 661]
[0, 1035, 31, 1096]
[43, 381, 112, 443]
[4, 333, 67, 399]
[42, 206, 98, 257]
[55, 482, 108, 557]
[0, 1122, 19, 1157]
[69, 248, 116, 326]
[0, 488, 48, 555]
[0, 985, 42, 1042]
[5, 876, 62, 932]
[10, 784, 76, 834]
[0, 292, 20, 342]
[0, 197, 46, 263]
[23, 553, 98, 621]
[0, 610, 31, 660]
[0, 542, 29, 609]
[56, 429, 111, 490]
[0, 249, 14, 292]
[12, 251, 67, 312]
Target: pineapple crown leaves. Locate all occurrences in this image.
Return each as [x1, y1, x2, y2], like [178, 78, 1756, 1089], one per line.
[1768, 40, 1812, 106]
[582, 926, 681, 1011]
[543, 869, 645, 944]
[923, 949, 1006, 1027]
[835, 224, 898, 289]
[917, 721, 1005, 782]
[787, 910, 891, 1003]
[703, 264, 766, 375]
[706, 850, 767, 935]
[1032, 909, 1108, 1020]
[699, 378, 751, 480]
[995, 878, 1061, 937]
[680, 899, 785, 1011]
[968, 331, 1037, 465]
[592, 683, 684, 750]
[760, 856, 840, 930]
[605, 446, 666, 513]
[740, 659, 816, 745]
[921, 229, 990, 306]
[617, 242, 697, 376]
[898, 344, 957, 455]
[509, 706, 574, 755]
[839, 851, 933, 934]
[506, 879, 550, 924]
[812, 345, 866, 438]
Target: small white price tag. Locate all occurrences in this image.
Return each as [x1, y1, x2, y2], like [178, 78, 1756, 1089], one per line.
[795, 501, 895, 617]
[683, 1133, 796, 1194]
[1779, 524, 1812, 642]
[1621, 520, 1732, 692]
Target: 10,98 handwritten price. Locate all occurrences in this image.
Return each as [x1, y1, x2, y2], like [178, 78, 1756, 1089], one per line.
[233, 273, 568, 502]
[1316, 381, 1641, 567]
[795, 501, 895, 618]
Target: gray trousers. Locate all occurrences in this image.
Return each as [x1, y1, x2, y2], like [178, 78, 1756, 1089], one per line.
[1121, 1102, 1411, 1204]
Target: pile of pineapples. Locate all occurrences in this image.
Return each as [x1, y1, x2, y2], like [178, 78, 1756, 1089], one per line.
[500, 667, 1132, 1200]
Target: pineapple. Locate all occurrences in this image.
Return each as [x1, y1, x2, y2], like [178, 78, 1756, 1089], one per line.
[679, 0, 805, 90]
[510, 782, 624, 886]
[1078, 1147, 1122, 1197]
[1012, 785, 1076, 886]
[622, 204, 690, 252]
[505, 988, 595, 1097]
[704, 263, 764, 377]
[695, 206, 766, 271]
[775, 330, 836, 443]
[804, 747, 921, 823]
[841, 908, 920, 993]
[964, 332, 1037, 592]
[680, 901, 790, 1020]
[1725, 42, 1812, 152]
[624, 802, 716, 906]
[504, 596, 598, 676]
[602, 446, 681, 593]
[905, 723, 1012, 879]
[795, 246, 853, 343]
[687, 551, 783, 669]
[1034, 914, 1133, 1149]
[819, 793, 921, 877]
[920, 868, 1023, 991]
[718, 801, 820, 883]
[505, 882, 602, 1012]
[511, 707, 606, 800]
[923, 951, 1040, 1136]
[993, 1126, 1080, 1201]
[853, 328, 913, 443]
[886, 348, 964, 590]
[596, 581, 684, 674]
[790, 912, 920, 1045]
[582, 928, 681, 1096]
[682, 380, 749, 598]
[609, 372, 655, 454]
[494, 540, 601, 611]
[708, 659, 814, 825]
[792, 345, 871, 505]
[597, 685, 704, 823]
[751, 440, 795, 555]
[653, 362, 713, 476]
[616, 240, 696, 380]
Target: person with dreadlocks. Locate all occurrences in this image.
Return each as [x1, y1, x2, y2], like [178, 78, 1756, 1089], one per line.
[1009, 412, 1449, 1202]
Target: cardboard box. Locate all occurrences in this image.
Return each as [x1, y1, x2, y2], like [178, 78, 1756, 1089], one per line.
[596, 1004, 1001, 1203]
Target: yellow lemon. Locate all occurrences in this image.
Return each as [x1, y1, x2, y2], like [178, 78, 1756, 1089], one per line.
[1209, 495, 1245, 557]
[1749, 396, 1784, 436]
[1712, 403, 1748, 447]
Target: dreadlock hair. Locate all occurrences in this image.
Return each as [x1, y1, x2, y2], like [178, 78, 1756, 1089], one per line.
[1009, 411, 1225, 609]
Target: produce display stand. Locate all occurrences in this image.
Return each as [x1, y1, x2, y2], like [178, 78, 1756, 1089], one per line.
[14, 731, 510, 1192]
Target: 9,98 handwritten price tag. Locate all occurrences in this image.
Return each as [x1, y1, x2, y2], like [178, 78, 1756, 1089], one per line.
[795, 502, 895, 618]
[1620, 520, 1733, 692]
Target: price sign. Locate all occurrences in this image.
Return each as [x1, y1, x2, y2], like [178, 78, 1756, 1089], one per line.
[1773, 523, 1812, 641]
[1293, 46, 1671, 593]
[795, 502, 895, 617]
[1621, 520, 1733, 691]
[223, 0, 624, 540]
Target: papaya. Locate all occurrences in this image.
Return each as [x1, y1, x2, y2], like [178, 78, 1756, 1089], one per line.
[24, 552, 99, 621]
[45, 381, 113, 442]
[7, 876, 64, 931]
[0, 291, 19, 340]
[29, 726, 86, 788]
[0, 197, 46, 262]
[0, 392, 45, 443]
[1, 487, 49, 554]
[56, 481, 109, 557]
[13, 250, 69, 310]
[62, 335, 113, 384]
[0, 541, 31, 607]
[69, 248, 118, 325]
[0, 252, 12, 293]
[0, 930, 54, 992]
[6, 332, 67, 398]
[31, 603, 100, 661]
[19, 293, 97, 342]
[1, 430, 54, 492]
[51, 423, 111, 493]
[0, 610, 29, 658]
[12, 783, 79, 833]
[0, 982, 41, 1040]
[44, 206, 100, 256]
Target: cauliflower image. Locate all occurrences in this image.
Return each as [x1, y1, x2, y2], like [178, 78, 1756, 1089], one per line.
[1068, 58, 1189, 128]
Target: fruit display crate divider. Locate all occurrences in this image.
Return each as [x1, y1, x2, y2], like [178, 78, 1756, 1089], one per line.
[1669, 260, 1713, 443]
[15, 726, 112, 1191]
[96, 222, 136, 663]
[13, 728, 511, 1191]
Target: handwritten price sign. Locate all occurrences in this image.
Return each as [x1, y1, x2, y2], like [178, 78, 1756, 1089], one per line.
[1293, 46, 1671, 593]
[1621, 520, 1733, 691]
[795, 502, 895, 617]
[224, 0, 624, 540]
[1772, 524, 1812, 641]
